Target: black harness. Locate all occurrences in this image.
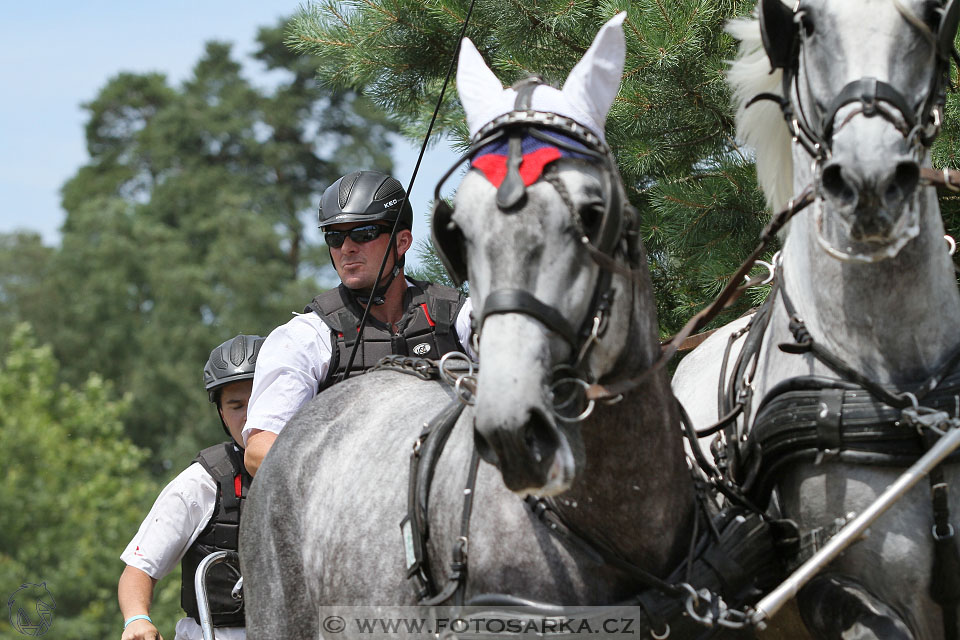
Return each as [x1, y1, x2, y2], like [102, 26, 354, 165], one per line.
[398, 386, 787, 635]
[305, 279, 466, 390]
[180, 442, 250, 627]
[707, 271, 960, 636]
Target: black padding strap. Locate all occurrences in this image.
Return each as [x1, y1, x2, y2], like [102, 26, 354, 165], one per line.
[497, 135, 526, 210]
[923, 428, 960, 640]
[480, 288, 578, 347]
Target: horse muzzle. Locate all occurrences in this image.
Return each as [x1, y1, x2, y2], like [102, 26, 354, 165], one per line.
[473, 405, 577, 495]
[471, 315, 582, 495]
[815, 120, 921, 262]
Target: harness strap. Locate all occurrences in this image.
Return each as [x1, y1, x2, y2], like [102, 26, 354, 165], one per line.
[401, 400, 466, 599]
[421, 447, 481, 607]
[924, 428, 960, 640]
[523, 495, 684, 596]
[821, 77, 916, 142]
[777, 269, 960, 409]
[479, 288, 579, 347]
[586, 186, 815, 402]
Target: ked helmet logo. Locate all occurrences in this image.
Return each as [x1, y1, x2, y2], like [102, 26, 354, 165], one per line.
[383, 198, 400, 209]
[413, 343, 431, 355]
[7, 582, 55, 636]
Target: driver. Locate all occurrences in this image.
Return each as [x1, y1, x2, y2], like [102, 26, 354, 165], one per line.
[242, 170, 474, 475]
[119, 334, 262, 640]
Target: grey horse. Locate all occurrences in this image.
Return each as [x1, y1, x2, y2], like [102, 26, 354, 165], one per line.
[241, 14, 698, 639]
[674, 1, 960, 637]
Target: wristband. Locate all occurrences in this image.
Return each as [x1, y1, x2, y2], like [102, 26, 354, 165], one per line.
[123, 614, 152, 629]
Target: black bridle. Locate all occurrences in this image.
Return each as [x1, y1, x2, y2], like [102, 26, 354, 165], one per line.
[752, 0, 960, 160]
[431, 82, 643, 406]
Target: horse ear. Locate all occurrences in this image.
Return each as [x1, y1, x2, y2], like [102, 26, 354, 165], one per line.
[561, 12, 627, 133]
[457, 38, 508, 139]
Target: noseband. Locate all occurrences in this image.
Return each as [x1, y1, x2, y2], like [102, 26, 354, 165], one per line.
[431, 81, 642, 415]
[752, 0, 960, 161]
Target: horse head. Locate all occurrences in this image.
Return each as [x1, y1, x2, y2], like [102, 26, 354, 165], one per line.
[737, 0, 959, 263]
[434, 14, 657, 496]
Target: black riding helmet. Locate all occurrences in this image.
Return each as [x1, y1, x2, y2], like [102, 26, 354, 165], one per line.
[204, 334, 264, 439]
[319, 170, 413, 305]
[318, 170, 413, 230]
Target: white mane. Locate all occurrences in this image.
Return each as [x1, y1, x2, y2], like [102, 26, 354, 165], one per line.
[726, 18, 794, 212]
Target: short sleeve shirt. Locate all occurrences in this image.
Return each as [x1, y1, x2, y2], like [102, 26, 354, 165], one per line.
[242, 285, 474, 445]
[121, 463, 245, 640]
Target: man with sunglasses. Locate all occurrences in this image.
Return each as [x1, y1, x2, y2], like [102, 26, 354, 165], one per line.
[242, 170, 473, 475]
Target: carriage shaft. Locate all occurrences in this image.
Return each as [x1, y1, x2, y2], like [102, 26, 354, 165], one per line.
[751, 425, 960, 627]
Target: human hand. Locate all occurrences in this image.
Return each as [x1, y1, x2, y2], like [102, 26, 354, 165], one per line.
[121, 618, 163, 640]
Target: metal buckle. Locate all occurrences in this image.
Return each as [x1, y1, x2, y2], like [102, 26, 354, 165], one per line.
[933, 523, 955, 541]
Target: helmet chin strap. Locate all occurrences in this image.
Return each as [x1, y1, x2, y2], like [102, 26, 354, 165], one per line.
[216, 403, 237, 445]
[343, 241, 404, 307]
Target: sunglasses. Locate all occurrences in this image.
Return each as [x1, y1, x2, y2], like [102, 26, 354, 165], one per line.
[324, 224, 389, 248]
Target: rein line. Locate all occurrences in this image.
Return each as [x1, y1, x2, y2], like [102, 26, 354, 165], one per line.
[586, 185, 816, 402]
[338, 0, 477, 384]
[777, 267, 960, 410]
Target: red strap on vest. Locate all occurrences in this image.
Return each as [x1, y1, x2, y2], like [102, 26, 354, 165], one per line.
[234, 474, 242, 498]
[420, 303, 436, 327]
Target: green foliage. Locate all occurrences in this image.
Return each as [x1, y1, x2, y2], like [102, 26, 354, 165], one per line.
[0, 325, 181, 640]
[0, 233, 57, 356]
[5, 18, 401, 460]
[290, 0, 764, 334]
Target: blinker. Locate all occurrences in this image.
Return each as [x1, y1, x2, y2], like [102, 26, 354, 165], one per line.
[759, 0, 799, 72]
[431, 198, 468, 288]
[941, 0, 960, 62]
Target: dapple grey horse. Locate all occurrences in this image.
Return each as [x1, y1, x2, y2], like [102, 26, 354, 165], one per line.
[674, 1, 960, 637]
[241, 15, 698, 639]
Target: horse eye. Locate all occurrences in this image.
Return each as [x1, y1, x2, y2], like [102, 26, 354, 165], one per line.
[579, 202, 604, 236]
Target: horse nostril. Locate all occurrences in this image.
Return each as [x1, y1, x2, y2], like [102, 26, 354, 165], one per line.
[885, 161, 919, 205]
[474, 429, 500, 467]
[821, 164, 857, 206]
[523, 409, 559, 465]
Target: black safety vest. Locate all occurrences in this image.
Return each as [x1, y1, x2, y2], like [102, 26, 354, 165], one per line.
[305, 278, 468, 390]
[180, 442, 250, 627]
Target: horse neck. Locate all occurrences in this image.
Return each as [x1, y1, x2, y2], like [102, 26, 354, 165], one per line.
[552, 270, 695, 576]
[782, 184, 960, 383]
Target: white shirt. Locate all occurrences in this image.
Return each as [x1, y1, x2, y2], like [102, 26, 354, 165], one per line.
[121, 463, 245, 640]
[243, 284, 474, 445]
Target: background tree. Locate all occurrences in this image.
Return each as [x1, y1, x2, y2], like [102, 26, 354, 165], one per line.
[288, 0, 960, 334]
[9, 18, 399, 462]
[0, 324, 182, 640]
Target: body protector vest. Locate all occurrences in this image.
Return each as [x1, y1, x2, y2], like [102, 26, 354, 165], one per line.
[180, 442, 251, 627]
[306, 278, 468, 391]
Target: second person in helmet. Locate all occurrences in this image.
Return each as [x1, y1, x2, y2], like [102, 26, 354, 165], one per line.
[119, 334, 263, 640]
[242, 171, 474, 475]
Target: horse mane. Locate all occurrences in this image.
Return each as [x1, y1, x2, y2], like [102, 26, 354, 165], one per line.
[726, 17, 794, 212]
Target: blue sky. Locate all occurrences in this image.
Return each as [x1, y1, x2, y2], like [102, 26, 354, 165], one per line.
[0, 1, 458, 262]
